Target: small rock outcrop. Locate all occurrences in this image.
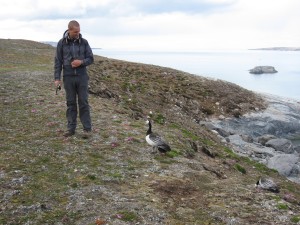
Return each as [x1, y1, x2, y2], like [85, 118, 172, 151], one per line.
[249, 66, 278, 74]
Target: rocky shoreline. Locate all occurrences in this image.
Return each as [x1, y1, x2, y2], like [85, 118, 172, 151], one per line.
[203, 93, 300, 184]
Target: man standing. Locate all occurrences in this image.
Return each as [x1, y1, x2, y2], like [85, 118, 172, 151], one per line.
[54, 20, 94, 138]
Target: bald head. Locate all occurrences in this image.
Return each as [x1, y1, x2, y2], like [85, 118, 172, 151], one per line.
[68, 20, 80, 39]
[68, 20, 80, 29]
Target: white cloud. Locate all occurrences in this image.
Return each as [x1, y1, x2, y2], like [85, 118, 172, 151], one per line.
[0, 0, 299, 50]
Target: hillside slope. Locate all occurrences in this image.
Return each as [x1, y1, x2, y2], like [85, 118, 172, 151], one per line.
[1, 39, 300, 225]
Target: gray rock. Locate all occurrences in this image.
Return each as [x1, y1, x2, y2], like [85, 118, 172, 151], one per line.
[213, 127, 230, 138]
[294, 145, 300, 153]
[227, 134, 245, 147]
[265, 138, 294, 153]
[257, 134, 277, 146]
[241, 134, 253, 143]
[290, 162, 300, 177]
[251, 146, 276, 159]
[267, 154, 299, 176]
[249, 66, 278, 74]
[227, 135, 274, 159]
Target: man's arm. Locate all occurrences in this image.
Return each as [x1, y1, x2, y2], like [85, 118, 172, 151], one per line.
[81, 40, 94, 66]
[54, 40, 63, 81]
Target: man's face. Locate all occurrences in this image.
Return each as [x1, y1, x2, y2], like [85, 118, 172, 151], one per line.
[68, 26, 80, 39]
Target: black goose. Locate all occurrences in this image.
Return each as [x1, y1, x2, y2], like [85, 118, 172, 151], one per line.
[146, 119, 171, 153]
[256, 177, 280, 193]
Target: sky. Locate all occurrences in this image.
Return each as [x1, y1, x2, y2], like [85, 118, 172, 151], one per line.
[1, 0, 300, 51]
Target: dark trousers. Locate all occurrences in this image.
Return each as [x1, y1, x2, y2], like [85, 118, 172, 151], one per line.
[63, 75, 91, 132]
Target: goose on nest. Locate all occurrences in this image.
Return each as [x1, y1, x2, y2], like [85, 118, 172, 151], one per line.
[145, 119, 171, 153]
[255, 177, 280, 193]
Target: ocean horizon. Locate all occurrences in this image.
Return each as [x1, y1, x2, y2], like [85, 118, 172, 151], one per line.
[93, 49, 300, 101]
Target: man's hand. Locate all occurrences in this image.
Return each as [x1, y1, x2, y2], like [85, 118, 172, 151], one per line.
[71, 59, 83, 68]
[54, 80, 61, 87]
[54, 80, 62, 95]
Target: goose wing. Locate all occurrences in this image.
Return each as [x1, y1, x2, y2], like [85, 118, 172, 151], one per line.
[258, 178, 280, 193]
[148, 133, 171, 152]
[149, 133, 168, 145]
[157, 143, 171, 152]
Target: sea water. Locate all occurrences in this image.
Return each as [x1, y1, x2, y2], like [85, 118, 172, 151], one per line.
[93, 49, 300, 100]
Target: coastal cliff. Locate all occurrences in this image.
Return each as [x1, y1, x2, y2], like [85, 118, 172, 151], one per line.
[1, 39, 300, 224]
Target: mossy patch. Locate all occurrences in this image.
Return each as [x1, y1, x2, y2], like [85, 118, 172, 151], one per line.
[291, 216, 300, 223]
[277, 203, 289, 210]
[235, 164, 247, 174]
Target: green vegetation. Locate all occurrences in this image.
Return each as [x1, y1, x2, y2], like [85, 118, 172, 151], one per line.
[291, 216, 300, 223]
[153, 113, 166, 124]
[166, 149, 181, 158]
[223, 147, 239, 158]
[277, 203, 289, 210]
[243, 157, 278, 174]
[235, 164, 247, 174]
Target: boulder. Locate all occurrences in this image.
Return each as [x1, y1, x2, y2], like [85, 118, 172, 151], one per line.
[251, 146, 276, 159]
[241, 134, 253, 143]
[257, 134, 277, 146]
[290, 162, 300, 177]
[249, 66, 278, 74]
[265, 138, 294, 154]
[213, 127, 230, 138]
[267, 154, 299, 176]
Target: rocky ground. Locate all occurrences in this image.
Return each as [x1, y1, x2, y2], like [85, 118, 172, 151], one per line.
[204, 93, 300, 184]
[1, 39, 300, 225]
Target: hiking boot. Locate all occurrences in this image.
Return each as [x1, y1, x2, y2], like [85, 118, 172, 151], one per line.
[82, 130, 92, 139]
[63, 130, 75, 137]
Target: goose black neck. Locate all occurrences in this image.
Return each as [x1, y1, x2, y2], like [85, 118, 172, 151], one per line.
[146, 121, 152, 135]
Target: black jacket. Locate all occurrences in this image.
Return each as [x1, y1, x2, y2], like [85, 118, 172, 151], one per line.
[54, 30, 94, 80]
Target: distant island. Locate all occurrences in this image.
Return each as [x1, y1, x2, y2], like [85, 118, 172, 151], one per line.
[250, 47, 300, 51]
